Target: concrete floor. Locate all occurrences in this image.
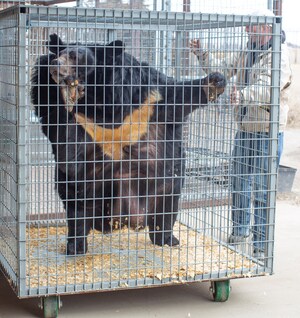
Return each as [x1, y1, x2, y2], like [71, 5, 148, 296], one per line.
[1, 129, 300, 318]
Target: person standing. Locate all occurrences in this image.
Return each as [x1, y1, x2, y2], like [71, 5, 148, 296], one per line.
[190, 9, 292, 259]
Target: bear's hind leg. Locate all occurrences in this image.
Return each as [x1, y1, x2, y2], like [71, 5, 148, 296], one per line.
[66, 209, 92, 255]
[148, 193, 180, 247]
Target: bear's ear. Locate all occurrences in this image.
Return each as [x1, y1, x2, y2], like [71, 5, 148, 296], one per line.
[47, 33, 66, 55]
[106, 40, 125, 58]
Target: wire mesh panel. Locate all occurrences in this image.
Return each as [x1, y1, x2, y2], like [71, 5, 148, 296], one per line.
[79, 0, 278, 14]
[0, 5, 20, 289]
[0, 5, 282, 298]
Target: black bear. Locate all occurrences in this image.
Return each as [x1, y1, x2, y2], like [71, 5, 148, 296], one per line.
[31, 33, 226, 255]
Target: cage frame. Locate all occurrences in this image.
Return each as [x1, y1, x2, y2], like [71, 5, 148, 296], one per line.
[0, 4, 282, 299]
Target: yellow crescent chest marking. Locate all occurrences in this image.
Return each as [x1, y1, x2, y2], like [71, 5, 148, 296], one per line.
[74, 90, 162, 160]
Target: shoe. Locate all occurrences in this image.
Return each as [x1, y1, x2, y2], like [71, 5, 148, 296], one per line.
[253, 248, 265, 261]
[227, 234, 248, 245]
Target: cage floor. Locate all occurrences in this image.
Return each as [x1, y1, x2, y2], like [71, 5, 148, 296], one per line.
[26, 222, 257, 289]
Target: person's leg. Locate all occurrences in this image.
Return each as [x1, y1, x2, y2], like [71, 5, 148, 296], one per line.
[253, 132, 284, 254]
[277, 132, 284, 164]
[230, 130, 253, 242]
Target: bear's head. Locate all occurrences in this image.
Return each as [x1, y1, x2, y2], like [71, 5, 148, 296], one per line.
[47, 34, 124, 111]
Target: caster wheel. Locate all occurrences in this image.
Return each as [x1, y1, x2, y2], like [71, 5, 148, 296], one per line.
[211, 280, 230, 302]
[41, 296, 61, 318]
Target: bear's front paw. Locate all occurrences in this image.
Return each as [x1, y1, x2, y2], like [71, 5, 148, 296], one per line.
[150, 232, 180, 247]
[58, 79, 85, 113]
[203, 72, 226, 102]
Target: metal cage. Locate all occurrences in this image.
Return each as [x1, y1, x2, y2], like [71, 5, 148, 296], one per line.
[0, 4, 281, 314]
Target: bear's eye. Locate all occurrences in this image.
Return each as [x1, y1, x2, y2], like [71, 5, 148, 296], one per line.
[69, 49, 85, 63]
[69, 51, 76, 59]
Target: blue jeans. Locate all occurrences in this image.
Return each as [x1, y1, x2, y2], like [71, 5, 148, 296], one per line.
[231, 130, 283, 251]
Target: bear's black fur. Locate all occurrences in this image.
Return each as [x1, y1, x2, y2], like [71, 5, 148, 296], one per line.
[31, 33, 226, 255]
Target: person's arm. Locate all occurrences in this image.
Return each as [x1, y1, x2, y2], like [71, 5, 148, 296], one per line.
[280, 43, 292, 91]
[190, 39, 239, 80]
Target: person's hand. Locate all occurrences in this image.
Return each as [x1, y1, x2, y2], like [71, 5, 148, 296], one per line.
[190, 39, 202, 56]
[230, 85, 242, 105]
